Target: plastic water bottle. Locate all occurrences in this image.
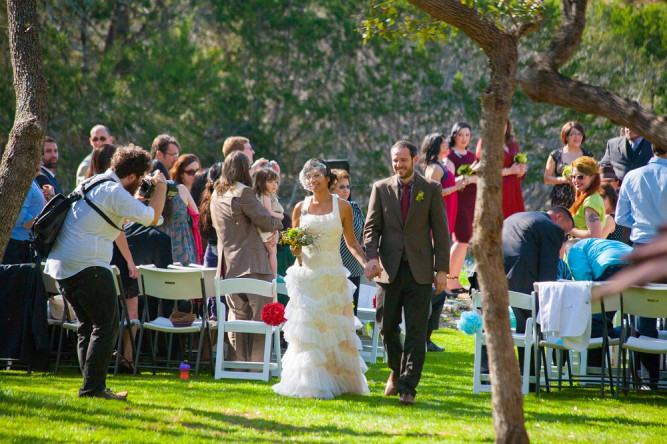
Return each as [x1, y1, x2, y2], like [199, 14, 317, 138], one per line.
[179, 362, 190, 380]
[509, 307, 516, 329]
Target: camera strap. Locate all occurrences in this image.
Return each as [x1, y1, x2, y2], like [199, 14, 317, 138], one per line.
[79, 176, 124, 232]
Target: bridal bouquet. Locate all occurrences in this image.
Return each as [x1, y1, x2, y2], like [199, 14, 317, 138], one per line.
[513, 152, 528, 164]
[279, 227, 316, 266]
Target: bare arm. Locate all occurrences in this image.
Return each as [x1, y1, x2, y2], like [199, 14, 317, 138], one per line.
[570, 207, 603, 239]
[179, 184, 199, 214]
[339, 200, 368, 268]
[147, 172, 168, 225]
[601, 215, 616, 238]
[262, 194, 284, 219]
[114, 231, 138, 279]
[543, 154, 569, 185]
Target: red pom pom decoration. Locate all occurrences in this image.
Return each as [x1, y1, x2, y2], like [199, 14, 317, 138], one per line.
[372, 294, 376, 308]
[261, 302, 286, 326]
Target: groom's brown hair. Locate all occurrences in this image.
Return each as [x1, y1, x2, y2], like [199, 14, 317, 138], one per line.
[391, 140, 418, 158]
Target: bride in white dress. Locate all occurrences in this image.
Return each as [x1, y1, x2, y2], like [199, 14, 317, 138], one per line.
[273, 159, 372, 399]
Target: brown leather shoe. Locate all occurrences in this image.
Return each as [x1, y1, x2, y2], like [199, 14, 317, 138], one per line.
[384, 374, 399, 396]
[399, 393, 415, 405]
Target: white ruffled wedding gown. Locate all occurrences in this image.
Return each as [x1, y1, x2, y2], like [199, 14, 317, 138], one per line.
[273, 196, 369, 399]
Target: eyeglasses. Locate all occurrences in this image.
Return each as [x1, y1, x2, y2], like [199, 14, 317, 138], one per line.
[305, 173, 324, 181]
[572, 174, 587, 181]
[91, 136, 107, 143]
[165, 151, 180, 157]
[183, 169, 197, 176]
[568, 132, 584, 138]
[338, 185, 351, 189]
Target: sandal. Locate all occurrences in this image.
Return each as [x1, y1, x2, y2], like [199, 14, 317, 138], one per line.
[117, 357, 135, 374]
[448, 287, 469, 295]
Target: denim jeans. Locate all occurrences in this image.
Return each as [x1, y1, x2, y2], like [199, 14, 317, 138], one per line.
[58, 267, 119, 396]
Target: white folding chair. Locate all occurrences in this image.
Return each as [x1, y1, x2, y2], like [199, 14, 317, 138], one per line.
[536, 288, 621, 398]
[616, 285, 667, 396]
[357, 283, 383, 364]
[472, 290, 535, 395]
[134, 266, 212, 378]
[214, 277, 281, 381]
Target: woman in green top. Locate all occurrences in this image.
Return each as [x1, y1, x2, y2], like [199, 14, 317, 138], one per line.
[569, 156, 605, 239]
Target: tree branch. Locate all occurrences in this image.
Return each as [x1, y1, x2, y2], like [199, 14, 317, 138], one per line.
[519, 68, 667, 143]
[406, 0, 507, 54]
[535, 0, 588, 70]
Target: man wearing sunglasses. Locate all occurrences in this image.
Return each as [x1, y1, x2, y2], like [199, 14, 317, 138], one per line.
[76, 125, 114, 186]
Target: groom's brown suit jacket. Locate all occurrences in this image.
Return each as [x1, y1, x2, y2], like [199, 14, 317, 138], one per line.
[364, 173, 450, 285]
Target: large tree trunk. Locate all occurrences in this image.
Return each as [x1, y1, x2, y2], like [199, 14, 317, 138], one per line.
[406, 1, 531, 442]
[471, 41, 529, 444]
[0, 0, 48, 260]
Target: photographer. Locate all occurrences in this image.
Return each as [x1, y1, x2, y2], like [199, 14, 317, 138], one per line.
[44, 145, 167, 401]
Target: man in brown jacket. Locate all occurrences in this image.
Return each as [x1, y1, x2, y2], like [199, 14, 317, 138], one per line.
[364, 140, 450, 405]
[210, 152, 283, 362]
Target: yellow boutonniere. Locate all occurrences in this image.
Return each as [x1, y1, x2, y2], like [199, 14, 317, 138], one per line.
[415, 191, 424, 202]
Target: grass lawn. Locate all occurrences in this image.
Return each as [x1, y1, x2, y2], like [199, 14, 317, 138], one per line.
[1, 329, 664, 442]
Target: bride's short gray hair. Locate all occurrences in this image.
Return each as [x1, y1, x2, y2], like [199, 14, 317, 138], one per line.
[298, 158, 337, 191]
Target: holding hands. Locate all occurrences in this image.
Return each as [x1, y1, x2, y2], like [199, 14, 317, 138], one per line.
[364, 258, 383, 280]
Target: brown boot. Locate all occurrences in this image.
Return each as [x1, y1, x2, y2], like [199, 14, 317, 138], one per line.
[384, 374, 399, 396]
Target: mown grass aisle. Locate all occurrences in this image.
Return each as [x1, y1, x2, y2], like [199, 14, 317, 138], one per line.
[0, 329, 664, 442]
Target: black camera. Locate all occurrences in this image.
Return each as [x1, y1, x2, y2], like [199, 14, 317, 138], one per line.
[138, 178, 179, 200]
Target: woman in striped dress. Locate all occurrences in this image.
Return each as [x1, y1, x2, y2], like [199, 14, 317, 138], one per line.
[330, 169, 365, 315]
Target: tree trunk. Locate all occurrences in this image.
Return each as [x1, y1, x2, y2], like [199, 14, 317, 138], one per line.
[471, 41, 529, 444]
[405, 1, 531, 441]
[0, 0, 48, 260]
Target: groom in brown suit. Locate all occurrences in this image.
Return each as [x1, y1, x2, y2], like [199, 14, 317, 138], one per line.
[364, 140, 450, 405]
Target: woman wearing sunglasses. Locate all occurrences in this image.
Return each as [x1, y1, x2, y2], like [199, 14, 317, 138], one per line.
[569, 156, 605, 239]
[163, 154, 202, 264]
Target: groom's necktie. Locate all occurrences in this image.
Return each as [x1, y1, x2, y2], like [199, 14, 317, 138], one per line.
[401, 182, 410, 222]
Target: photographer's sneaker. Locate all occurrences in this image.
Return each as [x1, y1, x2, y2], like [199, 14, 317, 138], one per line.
[82, 388, 128, 401]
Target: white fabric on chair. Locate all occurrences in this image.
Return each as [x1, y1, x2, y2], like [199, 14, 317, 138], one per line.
[536, 281, 593, 352]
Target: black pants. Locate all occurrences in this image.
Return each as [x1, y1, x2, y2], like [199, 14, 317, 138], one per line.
[1, 239, 33, 265]
[349, 275, 361, 316]
[57, 267, 119, 396]
[376, 260, 431, 396]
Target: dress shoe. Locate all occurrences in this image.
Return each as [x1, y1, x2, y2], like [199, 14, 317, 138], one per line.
[384, 374, 399, 396]
[399, 393, 415, 405]
[427, 341, 445, 352]
[82, 388, 128, 401]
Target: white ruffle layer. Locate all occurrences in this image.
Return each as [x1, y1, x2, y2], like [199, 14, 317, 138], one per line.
[274, 263, 369, 399]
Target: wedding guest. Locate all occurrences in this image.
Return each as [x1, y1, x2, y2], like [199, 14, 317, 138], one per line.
[475, 119, 526, 219]
[2, 164, 44, 264]
[149, 134, 180, 179]
[419, 133, 464, 352]
[420, 133, 463, 235]
[210, 151, 282, 364]
[76, 125, 113, 186]
[161, 154, 201, 265]
[170, 154, 203, 264]
[600, 184, 623, 242]
[445, 122, 477, 295]
[569, 156, 605, 239]
[329, 168, 366, 315]
[601, 127, 653, 182]
[199, 162, 223, 269]
[600, 165, 620, 192]
[543, 122, 593, 208]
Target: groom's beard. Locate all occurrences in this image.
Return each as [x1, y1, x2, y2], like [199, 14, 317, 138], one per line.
[395, 164, 414, 181]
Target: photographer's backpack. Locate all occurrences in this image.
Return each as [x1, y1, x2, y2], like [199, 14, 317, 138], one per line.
[32, 176, 122, 257]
